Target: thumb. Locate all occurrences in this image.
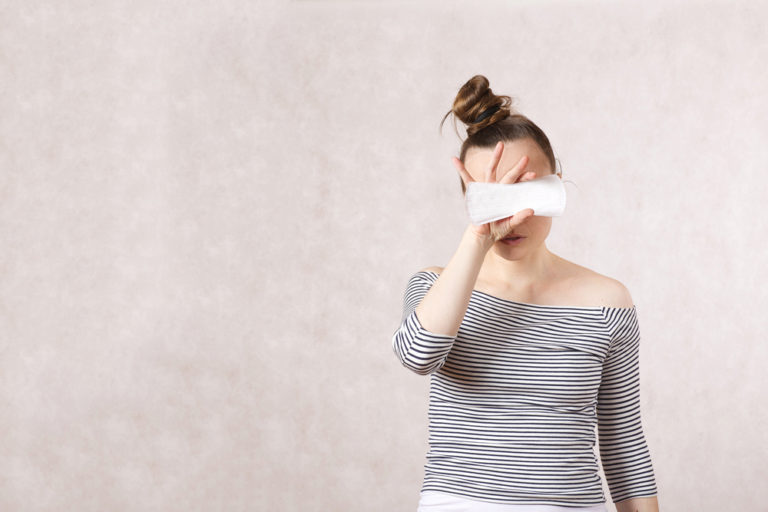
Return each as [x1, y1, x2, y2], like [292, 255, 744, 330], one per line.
[504, 215, 519, 235]
[503, 209, 532, 236]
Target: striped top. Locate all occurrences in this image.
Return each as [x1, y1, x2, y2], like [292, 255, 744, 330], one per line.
[392, 270, 658, 507]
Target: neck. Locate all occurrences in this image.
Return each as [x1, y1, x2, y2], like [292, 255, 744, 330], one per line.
[479, 242, 559, 289]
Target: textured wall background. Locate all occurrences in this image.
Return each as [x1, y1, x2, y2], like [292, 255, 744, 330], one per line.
[1, 0, 766, 510]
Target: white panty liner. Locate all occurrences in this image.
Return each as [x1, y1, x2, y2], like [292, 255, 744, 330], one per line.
[465, 174, 566, 225]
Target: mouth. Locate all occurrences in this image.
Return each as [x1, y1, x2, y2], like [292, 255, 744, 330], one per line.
[500, 235, 525, 244]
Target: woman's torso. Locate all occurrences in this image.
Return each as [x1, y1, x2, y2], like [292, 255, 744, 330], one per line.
[408, 259, 629, 507]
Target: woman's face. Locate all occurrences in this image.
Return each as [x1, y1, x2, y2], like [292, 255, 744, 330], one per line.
[462, 137, 560, 257]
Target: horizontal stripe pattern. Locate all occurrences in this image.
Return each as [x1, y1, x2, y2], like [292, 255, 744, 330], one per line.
[392, 271, 657, 506]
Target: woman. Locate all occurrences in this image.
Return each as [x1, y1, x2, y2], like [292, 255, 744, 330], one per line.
[391, 75, 660, 512]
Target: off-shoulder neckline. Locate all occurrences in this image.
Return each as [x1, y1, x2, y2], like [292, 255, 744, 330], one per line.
[417, 270, 637, 312]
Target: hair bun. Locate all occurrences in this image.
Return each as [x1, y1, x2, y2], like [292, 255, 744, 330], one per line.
[442, 75, 516, 137]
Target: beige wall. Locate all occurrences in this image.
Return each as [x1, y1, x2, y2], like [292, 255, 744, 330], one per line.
[1, 0, 766, 510]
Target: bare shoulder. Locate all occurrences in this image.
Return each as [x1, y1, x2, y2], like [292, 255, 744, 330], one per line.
[582, 272, 634, 308]
[418, 260, 633, 308]
[556, 257, 634, 308]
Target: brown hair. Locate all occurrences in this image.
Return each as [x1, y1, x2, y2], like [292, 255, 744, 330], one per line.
[440, 75, 559, 194]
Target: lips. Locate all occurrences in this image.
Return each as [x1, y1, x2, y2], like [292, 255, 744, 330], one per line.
[503, 234, 525, 240]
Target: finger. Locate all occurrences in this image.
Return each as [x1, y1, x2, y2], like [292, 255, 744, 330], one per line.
[452, 157, 475, 189]
[485, 141, 504, 183]
[515, 208, 535, 217]
[498, 155, 530, 185]
[497, 215, 522, 239]
[505, 170, 537, 185]
[507, 208, 535, 229]
[491, 212, 519, 240]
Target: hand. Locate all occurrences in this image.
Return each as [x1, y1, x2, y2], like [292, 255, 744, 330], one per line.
[452, 141, 537, 246]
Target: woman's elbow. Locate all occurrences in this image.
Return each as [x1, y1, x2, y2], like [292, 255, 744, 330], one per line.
[391, 339, 447, 375]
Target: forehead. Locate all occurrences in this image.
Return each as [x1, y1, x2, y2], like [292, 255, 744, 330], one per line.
[464, 138, 551, 179]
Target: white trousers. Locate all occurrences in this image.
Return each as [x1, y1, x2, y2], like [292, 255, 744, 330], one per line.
[417, 491, 609, 512]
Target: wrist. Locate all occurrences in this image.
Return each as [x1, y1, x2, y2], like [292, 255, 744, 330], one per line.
[462, 225, 494, 253]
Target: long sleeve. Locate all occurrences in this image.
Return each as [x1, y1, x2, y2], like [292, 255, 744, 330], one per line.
[597, 306, 658, 503]
[391, 272, 457, 375]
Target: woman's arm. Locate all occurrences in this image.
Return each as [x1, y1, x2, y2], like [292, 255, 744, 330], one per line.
[392, 141, 536, 374]
[391, 226, 491, 375]
[597, 306, 659, 506]
[413, 226, 492, 337]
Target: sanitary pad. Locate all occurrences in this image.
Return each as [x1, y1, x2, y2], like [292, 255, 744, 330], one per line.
[465, 174, 566, 225]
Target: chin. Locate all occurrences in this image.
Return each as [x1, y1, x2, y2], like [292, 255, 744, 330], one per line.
[492, 243, 527, 259]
